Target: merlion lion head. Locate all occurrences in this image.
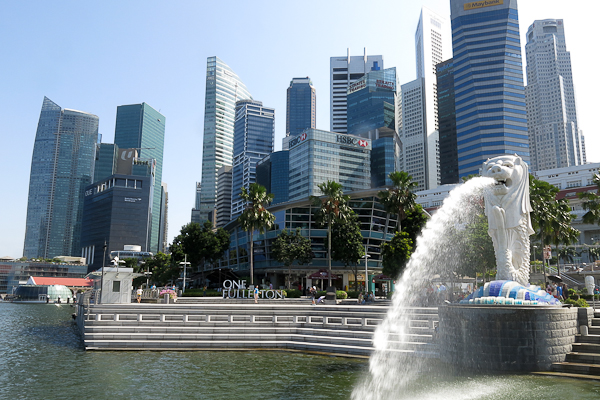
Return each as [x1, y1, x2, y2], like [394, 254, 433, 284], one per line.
[481, 155, 528, 197]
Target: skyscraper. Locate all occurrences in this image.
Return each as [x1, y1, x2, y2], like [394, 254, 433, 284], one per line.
[330, 49, 383, 134]
[215, 166, 233, 228]
[24, 97, 99, 259]
[230, 100, 275, 217]
[198, 57, 252, 223]
[346, 67, 400, 188]
[256, 151, 290, 205]
[399, 8, 450, 191]
[525, 19, 585, 171]
[450, 0, 529, 178]
[436, 59, 459, 184]
[114, 103, 166, 253]
[286, 77, 316, 137]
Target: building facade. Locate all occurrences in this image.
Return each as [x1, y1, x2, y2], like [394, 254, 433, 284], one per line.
[346, 67, 400, 188]
[230, 100, 275, 217]
[256, 151, 290, 206]
[286, 77, 316, 137]
[24, 97, 99, 259]
[525, 19, 585, 171]
[80, 171, 154, 272]
[450, 0, 529, 179]
[215, 165, 233, 228]
[114, 102, 166, 253]
[0, 259, 88, 295]
[288, 129, 371, 201]
[436, 59, 459, 184]
[330, 49, 383, 134]
[198, 56, 253, 223]
[214, 189, 398, 292]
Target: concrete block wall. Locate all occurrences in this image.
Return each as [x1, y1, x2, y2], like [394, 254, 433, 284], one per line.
[438, 305, 578, 372]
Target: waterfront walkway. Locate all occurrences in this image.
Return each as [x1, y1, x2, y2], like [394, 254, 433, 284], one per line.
[76, 298, 438, 358]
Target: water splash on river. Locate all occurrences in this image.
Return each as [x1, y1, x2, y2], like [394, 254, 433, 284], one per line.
[352, 177, 495, 399]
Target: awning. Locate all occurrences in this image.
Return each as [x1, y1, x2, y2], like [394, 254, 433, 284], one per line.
[307, 270, 340, 280]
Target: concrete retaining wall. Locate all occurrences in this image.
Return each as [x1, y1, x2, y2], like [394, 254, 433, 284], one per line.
[438, 305, 577, 372]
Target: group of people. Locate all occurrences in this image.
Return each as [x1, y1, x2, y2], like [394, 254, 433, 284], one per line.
[546, 281, 569, 300]
[357, 291, 374, 305]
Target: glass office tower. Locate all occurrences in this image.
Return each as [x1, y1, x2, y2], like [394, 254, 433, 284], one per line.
[286, 77, 316, 137]
[198, 57, 253, 223]
[450, 0, 529, 178]
[114, 103, 166, 253]
[24, 97, 99, 259]
[230, 100, 275, 217]
[436, 59, 459, 185]
[256, 151, 290, 205]
[525, 19, 585, 171]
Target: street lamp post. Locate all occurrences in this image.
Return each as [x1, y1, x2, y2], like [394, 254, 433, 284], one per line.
[533, 245, 538, 273]
[101, 241, 107, 304]
[362, 247, 370, 293]
[180, 254, 190, 294]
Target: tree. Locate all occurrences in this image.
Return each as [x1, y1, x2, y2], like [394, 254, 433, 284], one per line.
[327, 212, 365, 291]
[238, 183, 275, 286]
[530, 176, 579, 278]
[378, 171, 418, 232]
[271, 228, 313, 289]
[144, 252, 177, 286]
[310, 180, 352, 287]
[579, 171, 600, 225]
[381, 231, 413, 279]
[170, 221, 231, 281]
[456, 214, 496, 286]
[402, 203, 428, 244]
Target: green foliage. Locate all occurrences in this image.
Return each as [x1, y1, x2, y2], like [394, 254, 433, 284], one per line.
[181, 289, 222, 297]
[326, 212, 364, 291]
[284, 289, 302, 298]
[563, 298, 589, 308]
[271, 228, 313, 289]
[578, 171, 600, 225]
[530, 176, 579, 248]
[144, 252, 178, 286]
[456, 214, 496, 281]
[346, 290, 360, 299]
[378, 171, 418, 229]
[381, 231, 413, 279]
[402, 204, 428, 244]
[336, 290, 348, 299]
[310, 180, 352, 286]
[238, 183, 276, 285]
[170, 221, 231, 267]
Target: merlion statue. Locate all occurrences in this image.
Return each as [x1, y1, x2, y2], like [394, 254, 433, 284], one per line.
[480, 155, 535, 286]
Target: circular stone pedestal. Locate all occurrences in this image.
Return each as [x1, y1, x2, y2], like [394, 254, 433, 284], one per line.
[438, 305, 577, 372]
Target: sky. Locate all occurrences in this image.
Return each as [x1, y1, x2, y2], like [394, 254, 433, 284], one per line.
[0, 0, 597, 258]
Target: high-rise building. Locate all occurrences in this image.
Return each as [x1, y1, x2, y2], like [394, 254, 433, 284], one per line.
[288, 129, 371, 201]
[24, 97, 99, 259]
[286, 77, 316, 137]
[198, 57, 252, 223]
[346, 67, 400, 188]
[114, 103, 166, 253]
[256, 151, 290, 205]
[94, 143, 118, 183]
[215, 166, 233, 228]
[191, 182, 202, 224]
[525, 19, 585, 171]
[399, 8, 450, 191]
[436, 59, 459, 184]
[330, 49, 383, 134]
[450, 0, 529, 178]
[230, 100, 275, 217]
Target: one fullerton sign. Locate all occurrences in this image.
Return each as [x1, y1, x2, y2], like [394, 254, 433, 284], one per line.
[222, 280, 285, 299]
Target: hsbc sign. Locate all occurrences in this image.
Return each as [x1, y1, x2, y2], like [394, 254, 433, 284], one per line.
[289, 132, 308, 148]
[336, 135, 369, 148]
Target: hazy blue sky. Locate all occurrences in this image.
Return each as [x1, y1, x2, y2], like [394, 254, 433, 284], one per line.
[1, 0, 597, 258]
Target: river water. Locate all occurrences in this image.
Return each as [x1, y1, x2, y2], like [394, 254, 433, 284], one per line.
[1, 303, 600, 400]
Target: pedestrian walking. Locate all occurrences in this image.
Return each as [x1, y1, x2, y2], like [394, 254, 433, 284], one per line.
[254, 285, 259, 304]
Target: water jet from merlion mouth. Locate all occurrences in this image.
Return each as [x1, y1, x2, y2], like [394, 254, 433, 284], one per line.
[351, 176, 495, 399]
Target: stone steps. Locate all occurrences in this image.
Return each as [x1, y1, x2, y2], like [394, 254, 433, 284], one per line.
[78, 303, 439, 357]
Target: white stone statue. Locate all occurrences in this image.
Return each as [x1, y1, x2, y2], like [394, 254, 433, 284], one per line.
[481, 155, 535, 286]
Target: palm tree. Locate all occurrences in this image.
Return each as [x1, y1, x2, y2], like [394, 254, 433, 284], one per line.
[378, 171, 418, 232]
[579, 172, 600, 225]
[238, 183, 275, 286]
[310, 180, 352, 288]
